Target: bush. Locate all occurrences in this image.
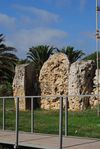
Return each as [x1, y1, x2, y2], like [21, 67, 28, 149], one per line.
[0, 82, 13, 96]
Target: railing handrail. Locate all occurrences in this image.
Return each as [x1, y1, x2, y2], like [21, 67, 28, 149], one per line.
[1, 94, 100, 149]
[0, 93, 100, 99]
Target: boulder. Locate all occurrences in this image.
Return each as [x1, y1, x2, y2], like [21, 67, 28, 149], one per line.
[13, 63, 35, 110]
[39, 53, 70, 109]
[90, 69, 100, 107]
[68, 60, 96, 111]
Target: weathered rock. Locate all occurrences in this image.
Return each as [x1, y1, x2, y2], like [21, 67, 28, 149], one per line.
[90, 69, 100, 107]
[68, 60, 96, 111]
[13, 63, 35, 110]
[39, 53, 70, 110]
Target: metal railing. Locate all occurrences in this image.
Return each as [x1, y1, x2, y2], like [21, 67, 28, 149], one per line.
[0, 94, 100, 149]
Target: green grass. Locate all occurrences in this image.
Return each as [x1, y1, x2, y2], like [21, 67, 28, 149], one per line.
[68, 109, 100, 138]
[0, 99, 100, 138]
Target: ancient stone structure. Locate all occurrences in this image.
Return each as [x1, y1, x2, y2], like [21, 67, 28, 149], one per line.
[68, 60, 96, 111]
[90, 69, 100, 107]
[39, 53, 70, 110]
[12, 55, 99, 111]
[13, 63, 35, 110]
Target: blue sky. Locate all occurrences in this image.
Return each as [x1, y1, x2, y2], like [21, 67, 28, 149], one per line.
[0, 0, 96, 58]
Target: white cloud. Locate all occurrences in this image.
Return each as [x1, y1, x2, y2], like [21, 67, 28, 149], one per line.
[13, 5, 60, 24]
[0, 13, 16, 28]
[2, 4, 68, 58]
[20, 16, 32, 25]
[7, 27, 68, 58]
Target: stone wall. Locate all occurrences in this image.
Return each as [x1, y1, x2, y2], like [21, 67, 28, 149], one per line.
[39, 53, 70, 110]
[13, 63, 35, 110]
[68, 60, 96, 111]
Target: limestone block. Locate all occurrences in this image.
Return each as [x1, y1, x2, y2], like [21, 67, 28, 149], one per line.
[68, 60, 96, 111]
[13, 63, 35, 110]
[90, 69, 100, 107]
[39, 53, 70, 110]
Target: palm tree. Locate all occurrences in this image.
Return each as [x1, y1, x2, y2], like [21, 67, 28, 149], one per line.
[27, 45, 56, 96]
[0, 34, 18, 83]
[60, 46, 85, 63]
[27, 45, 56, 76]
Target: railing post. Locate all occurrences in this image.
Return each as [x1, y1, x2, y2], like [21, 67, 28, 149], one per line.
[14, 97, 19, 149]
[3, 98, 5, 130]
[65, 97, 68, 136]
[59, 96, 63, 149]
[31, 97, 34, 133]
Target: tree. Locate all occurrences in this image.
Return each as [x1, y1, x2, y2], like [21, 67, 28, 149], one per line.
[0, 34, 18, 83]
[27, 45, 56, 97]
[27, 45, 56, 76]
[83, 52, 100, 68]
[60, 46, 85, 63]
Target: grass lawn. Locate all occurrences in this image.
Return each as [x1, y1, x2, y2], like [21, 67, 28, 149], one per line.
[0, 98, 100, 138]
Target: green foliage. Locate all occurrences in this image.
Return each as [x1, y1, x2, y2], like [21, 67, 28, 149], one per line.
[27, 45, 56, 76]
[27, 45, 56, 95]
[0, 34, 18, 83]
[60, 46, 85, 63]
[83, 52, 100, 68]
[0, 82, 13, 96]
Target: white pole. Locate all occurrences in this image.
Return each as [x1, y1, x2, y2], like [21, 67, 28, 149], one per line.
[96, 0, 100, 116]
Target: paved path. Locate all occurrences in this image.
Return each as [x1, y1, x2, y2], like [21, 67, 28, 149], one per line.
[0, 131, 99, 149]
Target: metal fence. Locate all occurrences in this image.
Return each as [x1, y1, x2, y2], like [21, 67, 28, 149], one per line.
[0, 94, 100, 149]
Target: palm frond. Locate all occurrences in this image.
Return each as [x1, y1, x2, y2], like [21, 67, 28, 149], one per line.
[0, 34, 18, 83]
[27, 45, 55, 76]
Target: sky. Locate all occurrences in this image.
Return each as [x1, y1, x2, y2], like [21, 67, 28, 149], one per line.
[0, 0, 97, 58]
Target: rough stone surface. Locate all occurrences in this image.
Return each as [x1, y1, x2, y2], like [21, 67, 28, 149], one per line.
[39, 53, 70, 110]
[90, 69, 100, 107]
[12, 63, 35, 110]
[68, 60, 96, 111]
